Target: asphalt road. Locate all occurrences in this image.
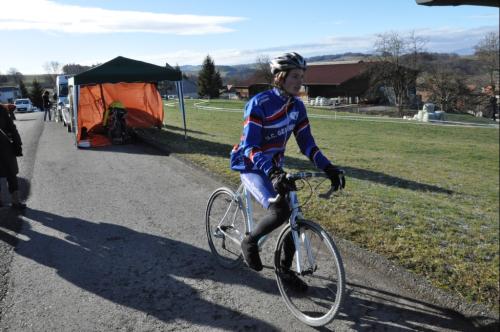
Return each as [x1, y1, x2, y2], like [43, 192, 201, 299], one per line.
[0, 111, 497, 331]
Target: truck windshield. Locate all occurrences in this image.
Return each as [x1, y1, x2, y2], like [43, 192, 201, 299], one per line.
[59, 83, 69, 97]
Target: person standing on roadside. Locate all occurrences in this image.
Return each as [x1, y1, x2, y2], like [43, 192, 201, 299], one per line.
[42, 90, 52, 122]
[0, 104, 26, 209]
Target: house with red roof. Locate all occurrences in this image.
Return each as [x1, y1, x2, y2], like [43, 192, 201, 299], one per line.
[303, 61, 370, 101]
[229, 61, 372, 103]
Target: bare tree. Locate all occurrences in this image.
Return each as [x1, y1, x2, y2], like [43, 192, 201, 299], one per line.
[253, 55, 273, 84]
[474, 32, 500, 90]
[420, 67, 469, 113]
[407, 30, 427, 70]
[43, 61, 62, 87]
[374, 31, 406, 66]
[7, 67, 24, 84]
[62, 63, 91, 75]
[370, 31, 424, 116]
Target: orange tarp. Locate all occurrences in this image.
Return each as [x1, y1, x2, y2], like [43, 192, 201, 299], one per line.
[77, 82, 163, 145]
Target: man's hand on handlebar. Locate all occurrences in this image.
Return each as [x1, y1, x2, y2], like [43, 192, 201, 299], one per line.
[269, 168, 297, 195]
[323, 164, 346, 192]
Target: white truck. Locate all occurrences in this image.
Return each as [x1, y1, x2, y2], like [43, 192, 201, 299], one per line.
[56, 74, 72, 127]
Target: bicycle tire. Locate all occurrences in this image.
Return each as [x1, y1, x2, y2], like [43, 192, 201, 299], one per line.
[274, 219, 345, 327]
[205, 187, 246, 269]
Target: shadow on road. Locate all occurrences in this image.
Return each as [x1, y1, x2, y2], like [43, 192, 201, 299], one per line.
[0, 208, 277, 330]
[77, 140, 169, 156]
[338, 282, 494, 332]
[1, 208, 494, 330]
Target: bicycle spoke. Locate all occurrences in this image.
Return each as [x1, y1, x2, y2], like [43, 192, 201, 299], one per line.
[206, 188, 245, 269]
[275, 220, 345, 327]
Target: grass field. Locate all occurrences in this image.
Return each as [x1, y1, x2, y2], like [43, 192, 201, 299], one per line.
[153, 99, 499, 310]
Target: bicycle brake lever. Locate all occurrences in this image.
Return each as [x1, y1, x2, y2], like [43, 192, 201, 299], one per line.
[268, 194, 281, 204]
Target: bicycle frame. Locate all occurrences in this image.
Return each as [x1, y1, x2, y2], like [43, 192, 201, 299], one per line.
[223, 182, 315, 275]
[207, 171, 345, 326]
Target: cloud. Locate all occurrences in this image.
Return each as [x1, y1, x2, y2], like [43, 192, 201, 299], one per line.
[467, 14, 499, 20]
[134, 25, 499, 66]
[407, 26, 498, 52]
[0, 0, 245, 35]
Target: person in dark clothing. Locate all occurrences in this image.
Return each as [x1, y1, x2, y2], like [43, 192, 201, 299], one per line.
[5, 103, 16, 121]
[0, 104, 26, 209]
[42, 90, 52, 122]
[489, 96, 498, 121]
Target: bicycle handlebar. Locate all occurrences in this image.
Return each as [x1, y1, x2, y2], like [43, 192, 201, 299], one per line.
[268, 170, 345, 203]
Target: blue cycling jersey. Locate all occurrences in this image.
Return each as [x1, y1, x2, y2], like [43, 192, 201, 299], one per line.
[230, 88, 331, 175]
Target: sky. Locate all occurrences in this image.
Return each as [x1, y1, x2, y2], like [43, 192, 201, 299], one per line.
[0, 0, 498, 74]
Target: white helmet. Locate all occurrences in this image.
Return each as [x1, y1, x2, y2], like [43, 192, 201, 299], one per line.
[270, 52, 307, 75]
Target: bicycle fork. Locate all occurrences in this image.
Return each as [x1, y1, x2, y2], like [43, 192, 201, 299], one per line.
[288, 192, 315, 275]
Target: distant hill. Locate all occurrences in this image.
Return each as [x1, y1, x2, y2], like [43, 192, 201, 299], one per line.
[179, 52, 375, 84]
[180, 53, 372, 76]
[307, 52, 371, 63]
[180, 64, 256, 77]
[2, 51, 487, 88]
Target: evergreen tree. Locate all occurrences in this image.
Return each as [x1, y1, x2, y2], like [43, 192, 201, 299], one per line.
[197, 55, 223, 98]
[212, 71, 223, 98]
[19, 80, 29, 98]
[30, 79, 44, 109]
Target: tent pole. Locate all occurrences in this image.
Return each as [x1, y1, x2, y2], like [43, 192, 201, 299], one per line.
[74, 85, 79, 146]
[99, 83, 107, 116]
[176, 81, 187, 140]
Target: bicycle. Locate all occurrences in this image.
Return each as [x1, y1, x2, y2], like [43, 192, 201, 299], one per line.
[205, 171, 345, 327]
[106, 106, 131, 144]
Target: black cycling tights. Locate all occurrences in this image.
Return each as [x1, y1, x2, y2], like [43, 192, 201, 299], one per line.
[247, 199, 295, 268]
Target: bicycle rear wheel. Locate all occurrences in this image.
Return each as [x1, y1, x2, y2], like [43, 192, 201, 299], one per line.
[205, 187, 246, 269]
[274, 220, 345, 327]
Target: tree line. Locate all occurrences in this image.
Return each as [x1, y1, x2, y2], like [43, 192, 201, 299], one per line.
[367, 31, 498, 118]
[197, 31, 498, 118]
[2, 30, 497, 116]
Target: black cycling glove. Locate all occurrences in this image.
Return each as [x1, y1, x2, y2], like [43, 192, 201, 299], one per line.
[323, 164, 346, 191]
[269, 168, 297, 195]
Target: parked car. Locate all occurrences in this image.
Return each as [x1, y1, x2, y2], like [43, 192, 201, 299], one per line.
[14, 98, 34, 113]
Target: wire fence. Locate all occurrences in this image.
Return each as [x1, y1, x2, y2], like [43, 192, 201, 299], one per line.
[165, 100, 500, 129]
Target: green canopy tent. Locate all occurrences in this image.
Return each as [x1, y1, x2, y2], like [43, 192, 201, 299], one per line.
[70, 56, 187, 145]
[73, 56, 182, 84]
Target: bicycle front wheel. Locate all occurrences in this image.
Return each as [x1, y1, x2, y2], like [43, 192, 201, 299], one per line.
[274, 220, 345, 327]
[205, 187, 246, 269]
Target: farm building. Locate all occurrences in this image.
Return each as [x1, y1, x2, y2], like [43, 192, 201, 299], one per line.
[229, 61, 371, 103]
[0, 86, 21, 103]
[231, 83, 272, 99]
[303, 61, 370, 102]
[226, 60, 419, 107]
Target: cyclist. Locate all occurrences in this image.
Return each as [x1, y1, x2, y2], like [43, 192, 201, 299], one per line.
[230, 52, 345, 288]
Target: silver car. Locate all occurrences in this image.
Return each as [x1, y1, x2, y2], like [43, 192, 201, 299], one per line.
[14, 98, 34, 113]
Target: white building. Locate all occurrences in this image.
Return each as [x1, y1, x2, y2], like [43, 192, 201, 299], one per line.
[0, 86, 21, 103]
